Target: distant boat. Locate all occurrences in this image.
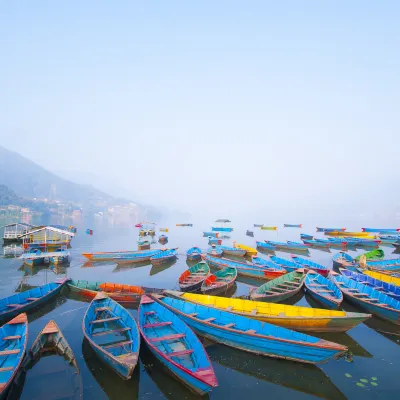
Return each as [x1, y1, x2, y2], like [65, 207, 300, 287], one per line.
[261, 226, 277, 230]
[208, 237, 222, 246]
[316, 228, 346, 232]
[325, 231, 373, 238]
[179, 261, 211, 292]
[138, 240, 151, 251]
[300, 234, 314, 241]
[246, 230, 254, 237]
[203, 231, 218, 237]
[83, 293, 140, 379]
[234, 243, 257, 256]
[158, 235, 168, 244]
[217, 245, 246, 257]
[211, 227, 233, 232]
[186, 246, 202, 261]
[82, 249, 161, 262]
[254, 224, 263, 228]
[305, 271, 343, 308]
[362, 228, 400, 233]
[138, 295, 218, 395]
[159, 228, 169, 232]
[0, 314, 28, 398]
[176, 223, 193, 227]
[265, 240, 308, 251]
[303, 239, 330, 248]
[150, 249, 177, 265]
[201, 267, 237, 295]
[256, 241, 275, 251]
[284, 224, 302, 228]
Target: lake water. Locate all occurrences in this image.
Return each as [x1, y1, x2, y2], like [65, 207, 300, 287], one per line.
[1, 214, 400, 399]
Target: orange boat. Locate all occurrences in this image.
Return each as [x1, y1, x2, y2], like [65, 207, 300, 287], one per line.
[67, 280, 160, 302]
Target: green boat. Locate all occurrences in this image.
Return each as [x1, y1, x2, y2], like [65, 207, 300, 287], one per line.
[355, 249, 384, 262]
[250, 270, 306, 302]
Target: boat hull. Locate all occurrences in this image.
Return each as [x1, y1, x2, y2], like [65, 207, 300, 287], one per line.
[187, 254, 201, 262]
[211, 227, 233, 232]
[49, 255, 68, 265]
[305, 287, 341, 309]
[151, 255, 177, 265]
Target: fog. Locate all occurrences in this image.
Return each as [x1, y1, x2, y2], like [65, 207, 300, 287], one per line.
[1, 1, 399, 221]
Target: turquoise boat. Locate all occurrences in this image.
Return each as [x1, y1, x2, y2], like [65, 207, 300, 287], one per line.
[269, 256, 299, 272]
[256, 242, 275, 251]
[316, 228, 346, 232]
[330, 273, 400, 325]
[211, 227, 233, 232]
[0, 279, 69, 323]
[138, 295, 218, 395]
[151, 294, 347, 364]
[0, 313, 28, 398]
[304, 271, 343, 308]
[362, 228, 400, 233]
[303, 239, 330, 248]
[332, 252, 355, 269]
[150, 249, 177, 265]
[206, 246, 223, 257]
[186, 247, 202, 261]
[203, 231, 218, 238]
[300, 234, 314, 241]
[217, 246, 246, 256]
[292, 256, 330, 277]
[83, 292, 140, 379]
[265, 241, 308, 251]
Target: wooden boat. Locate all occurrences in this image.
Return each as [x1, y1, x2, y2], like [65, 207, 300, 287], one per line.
[292, 256, 330, 277]
[150, 249, 177, 265]
[83, 292, 140, 379]
[158, 235, 168, 244]
[82, 249, 161, 262]
[256, 241, 275, 251]
[316, 228, 346, 232]
[362, 228, 400, 233]
[17, 320, 82, 399]
[164, 291, 370, 332]
[67, 280, 156, 302]
[340, 269, 400, 301]
[206, 246, 223, 257]
[151, 294, 347, 364]
[303, 239, 330, 248]
[179, 262, 210, 292]
[176, 223, 193, 227]
[186, 247, 202, 261]
[135, 223, 142, 228]
[211, 226, 233, 232]
[325, 231, 373, 237]
[0, 279, 68, 323]
[346, 238, 381, 247]
[284, 224, 302, 228]
[366, 258, 400, 268]
[332, 252, 355, 269]
[49, 253, 69, 265]
[217, 246, 245, 256]
[250, 270, 306, 302]
[330, 272, 400, 325]
[251, 257, 287, 279]
[265, 241, 308, 251]
[254, 224, 263, 228]
[205, 255, 280, 280]
[201, 267, 237, 295]
[261, 226, 277, 230]
[300, 234, 314, 240]
[233, 243, 257, 256]
[208, 238, 222, 245]
[22, 248, 44, 267]
[138, 240, 151, 250]
[269, 255, 299, 272]
[203, 231, 218, 237]
[0, 313, 28, 397]
[304, 271, 343, 308]
[246, 230, 254, 237]
[159, 228, 169, 232]
[354, 249, 384, 261]
[363, 270, 400, 286]
[138, 295, 217, 395]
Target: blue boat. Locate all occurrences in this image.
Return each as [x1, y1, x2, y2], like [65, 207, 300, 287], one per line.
[208, 237, 220, 245]
[206, 246, 223, 257]
[304, 271, 343, 308]
[265, 241, 308, 251]
[203, 232, 218, 238]
[251, 257, 288, 279]
[316, 228, 346, 232]
[256, 241, 275, 251]
[83, 292, 140, 379]
[362, 228, 399, 233]
[332, 252, 355, 269]
[292, 256, 330, 277]
[367, 258, 400, 268]
[254, 224, 263, 228]
[151, 294, 347, 364]
[330, 273, 400, 325]
[205, 255, 274, 280]
[86, 249, 162, 263]
[300, 234, 314, 241]
[186, 247, 202, 262]
[284, 224, 302, 228]
[341, 269, 400, 301]
[0, 313, 28, 398]
[303, 239, 330, 248]
[211, 227, 233, 232]
[138, 295, 218, 395]
[217, 246, 246, 256]
[0, 279, 69, 323]
[269, 256, 299, 272]
[150, 249, 177, 265]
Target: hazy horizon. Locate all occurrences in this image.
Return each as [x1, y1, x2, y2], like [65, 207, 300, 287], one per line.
[1, 2, 399, 219]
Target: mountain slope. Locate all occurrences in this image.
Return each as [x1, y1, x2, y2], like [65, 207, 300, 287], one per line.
[0, 146, 114, 205]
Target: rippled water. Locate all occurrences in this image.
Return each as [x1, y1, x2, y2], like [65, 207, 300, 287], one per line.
[1, 215, 400, 399]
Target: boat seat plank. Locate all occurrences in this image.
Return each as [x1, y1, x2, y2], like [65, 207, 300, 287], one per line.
[309, 284, 327, 287]
[245, 329, 257, 334]
[352, 293, 369, 297]
[0, 349, 20, 356]
[91, 327, 131, 337]
[224, 323, 235, 328]
[187, 313, 198, 317]
[2, 335, 22, 341]
[6, 304, 22, 308]
[203, 317, 216, 322]
[317, 290, 335, 293]
[26, 297, 40, 301]
[169, 349, 194, 357]
[150, 333, 186, 342]
[90, 316, 121, 324]
[144, 311, 156, 315]
[143, 321, 173, 328]
[102, 340, 133, 350]
[95, 307, 112, 312]
[0, 367, 14, 372]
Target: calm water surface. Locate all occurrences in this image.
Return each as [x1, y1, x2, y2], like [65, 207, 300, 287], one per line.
[1, 215, 400, 399]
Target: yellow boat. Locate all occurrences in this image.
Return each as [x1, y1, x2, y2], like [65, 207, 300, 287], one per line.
[164, 291, 370, 333]
[234, 243, 257, 256]
[261, 226, 277, 230]
[159, 228, 169, 232]
[363, 270, 400, 287]
[325, 231, 374, 238]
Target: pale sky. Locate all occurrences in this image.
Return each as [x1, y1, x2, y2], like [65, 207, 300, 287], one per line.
[0, 1, 399, 218]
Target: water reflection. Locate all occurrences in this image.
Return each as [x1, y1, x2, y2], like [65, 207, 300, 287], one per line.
[208, 344, 346, 400]
[149, 259, 177, 276]
[82, 339, 139, 400]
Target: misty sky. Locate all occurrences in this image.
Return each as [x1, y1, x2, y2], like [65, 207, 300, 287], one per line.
[0, 1, 399, 218]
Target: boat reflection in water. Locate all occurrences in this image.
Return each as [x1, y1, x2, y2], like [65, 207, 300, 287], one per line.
[140, 344, 206, 400]
[82, 339, 139, 400]
[208, 344, 346, 400]
[149, 259, 177, 276]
